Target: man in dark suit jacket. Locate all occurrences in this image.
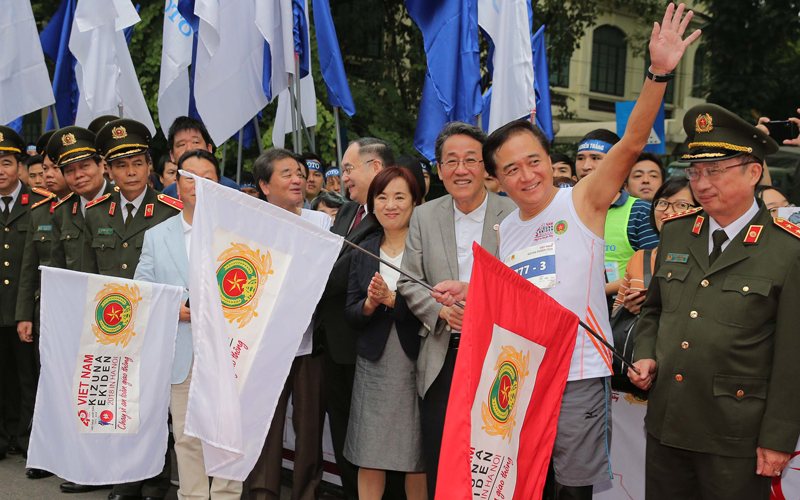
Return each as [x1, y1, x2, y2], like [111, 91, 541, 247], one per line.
[317, 138, 392, 500]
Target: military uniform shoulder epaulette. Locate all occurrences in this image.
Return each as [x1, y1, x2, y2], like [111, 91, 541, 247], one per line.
[662, 206, 703, 222]
[86, 193, 112, 209]
[31, 197, 55, 210]
[773, 217, 800, 240]
[157, 194, 183, 210]
[52, 192, 74, 209]
[31, 187, 55, 199]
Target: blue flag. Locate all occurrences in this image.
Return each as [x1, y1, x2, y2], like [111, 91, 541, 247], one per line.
[407, 0, 482, 161]
[531, 25, 554, 140]
[6, 117, 24, 134]
[293, 0, 310, 78]
[40, 0, 78, 131]
[312, 0, 355, 116]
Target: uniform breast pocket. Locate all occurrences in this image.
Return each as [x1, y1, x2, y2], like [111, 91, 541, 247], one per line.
[654, 265, 691, 313]
[34, 231, 53, 253]
[715, 275, 773, 329]
[707, 374, 768, 439]
[134, 233, 145, 250]
[61, 230, 81, 266]
[91, 237, 117, 271]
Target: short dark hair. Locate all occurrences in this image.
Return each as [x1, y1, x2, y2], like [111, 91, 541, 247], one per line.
[156, 154, 174, 176]
[366, 167, 423, 222]
[579, 129, 620, 146]
[252, 148, 299, 199]
[311, 190, 347, 211]
[550, 153, 576, 177]
[649, 177, 698, 235]
[755, 184, 787, 201]
[632, 151, 666, 181]
[483, 120, 551, 178]
[25, 155, 43, 169]
[176, 149, 220, 182]
[349, 137, 396, 168]
[395, 155, 426, 197]
[168, 116, 214, 153]
[434, 122, 488, 163]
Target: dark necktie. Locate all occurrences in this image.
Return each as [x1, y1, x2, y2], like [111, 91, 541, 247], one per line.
[1, 196, 11, 223]
[350, 205, 365, 234]
[709, 229, 728, 265]
[124, 203, 135, 229]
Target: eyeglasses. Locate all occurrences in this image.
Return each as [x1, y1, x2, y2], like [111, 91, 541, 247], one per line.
[441, 158, 483, 170]
[341, 159, 375, 176]
[768, 203, 795, 216]
[654, 199, 696, 212]
[684, 162, 751, 181]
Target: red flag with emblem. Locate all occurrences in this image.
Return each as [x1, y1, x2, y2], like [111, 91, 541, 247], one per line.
[435, 244, 579, 500]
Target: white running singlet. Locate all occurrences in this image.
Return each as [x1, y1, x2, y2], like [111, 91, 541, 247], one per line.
[498, 188, 613, 381]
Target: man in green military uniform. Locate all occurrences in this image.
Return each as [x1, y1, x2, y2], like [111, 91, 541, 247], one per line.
[630, 103, 800, 500]
[0, 126, 43, 465]
[48, 127, 116, 274]
[85, 119, 180, 500]
[84, 119, 181, 280]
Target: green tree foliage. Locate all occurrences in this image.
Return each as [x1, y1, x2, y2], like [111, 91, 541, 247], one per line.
[701, 0, 800, 121]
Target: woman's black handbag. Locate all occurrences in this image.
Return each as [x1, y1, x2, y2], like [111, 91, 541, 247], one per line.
[609, 249, 652, 397]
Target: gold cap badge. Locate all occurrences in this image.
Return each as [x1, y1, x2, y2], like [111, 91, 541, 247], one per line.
[61, 133, 76, 146]
[0, 132, 4, 142]
[111, 126, 128, 140]
[696, 113, 713, 133]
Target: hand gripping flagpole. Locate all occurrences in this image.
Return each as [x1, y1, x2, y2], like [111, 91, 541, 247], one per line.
[342, 239, 640, 375]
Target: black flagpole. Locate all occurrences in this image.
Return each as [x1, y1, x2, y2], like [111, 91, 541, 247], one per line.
[342, 239, 640, 375]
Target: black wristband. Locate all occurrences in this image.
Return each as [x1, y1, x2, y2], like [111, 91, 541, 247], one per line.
[647, 67, 674, 83]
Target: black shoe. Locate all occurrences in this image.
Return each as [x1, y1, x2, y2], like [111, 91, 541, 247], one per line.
[7, 443, 22, 455]
[60, 482, 110, 493]
[107, 495, 142, 500]
[26, 468, 54, 479]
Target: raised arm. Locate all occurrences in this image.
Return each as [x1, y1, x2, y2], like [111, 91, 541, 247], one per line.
[574, 3, 701, 232]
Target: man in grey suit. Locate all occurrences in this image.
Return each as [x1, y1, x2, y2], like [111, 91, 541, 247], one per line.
[134, 149, 242, 500]
[397, 122, 516, 499]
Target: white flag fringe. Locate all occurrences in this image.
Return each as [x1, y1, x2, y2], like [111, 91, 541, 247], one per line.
[193, 0, 269, 145]
[0, 0, 56, 125]
[185, 175, 342, 480]
[27, 267, 182, 485]
[478, 0, 536, 133]
[71, 0, 156, 135]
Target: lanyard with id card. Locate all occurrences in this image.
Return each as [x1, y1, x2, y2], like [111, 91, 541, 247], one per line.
[504, 242, 557, 289]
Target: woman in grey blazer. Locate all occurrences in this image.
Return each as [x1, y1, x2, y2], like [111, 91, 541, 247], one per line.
[343, 167, 427, 500]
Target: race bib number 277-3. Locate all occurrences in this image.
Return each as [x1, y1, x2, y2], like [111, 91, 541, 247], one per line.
[504, 242, 557, 290]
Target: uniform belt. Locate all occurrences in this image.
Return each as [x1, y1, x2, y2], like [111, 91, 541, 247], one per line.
[449, 333, 461, 349]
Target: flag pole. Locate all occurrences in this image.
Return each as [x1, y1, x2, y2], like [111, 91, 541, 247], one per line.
[295, 56, 304, 152]
[221, 141, 227, 177]
[289, 74, 299, 153]
[49, 105, 60, 129]
[252, 115, 264, 155]
[236, 127, 243, 184]
[334, 106, 343, 167]
[341, 239, 640, 375]
[118, 104, 123, 118]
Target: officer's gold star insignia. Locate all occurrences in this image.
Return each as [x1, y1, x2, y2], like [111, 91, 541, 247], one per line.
[696, 113, 713, 133]
[111, 126, 127, 140]
[774, 218, 800, 239]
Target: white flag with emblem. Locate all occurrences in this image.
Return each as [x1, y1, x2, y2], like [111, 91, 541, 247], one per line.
[27, 268, 181, 484]
[185, 175, 343, 480]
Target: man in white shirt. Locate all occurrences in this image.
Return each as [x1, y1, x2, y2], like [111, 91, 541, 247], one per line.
[135, 148, 242, 500]
[247, 148, 331, 500]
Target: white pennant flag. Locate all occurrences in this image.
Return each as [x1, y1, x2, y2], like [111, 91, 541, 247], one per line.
[27, 267, 182, 484]
[478, 0, 536, 133]
[185, 175, 342, 480]
[0, 0, 56, 125]
[193, 0, 269, 145]
[271, 74, 318, 149]
[158, 0, 195, 133]
[255, 0, 293, 101]
[71, 0, 157, 136]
